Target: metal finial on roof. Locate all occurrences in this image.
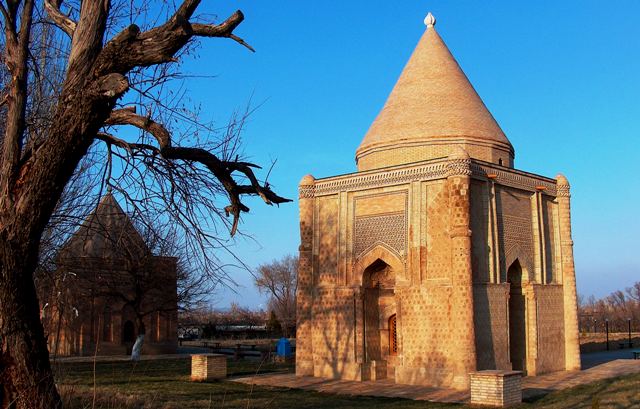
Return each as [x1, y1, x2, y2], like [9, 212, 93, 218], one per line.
[424, 12, 436, 28]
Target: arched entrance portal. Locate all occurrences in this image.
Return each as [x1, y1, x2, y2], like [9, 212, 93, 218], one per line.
[508, 259, 527, 373]
[362, 258, 396, 380]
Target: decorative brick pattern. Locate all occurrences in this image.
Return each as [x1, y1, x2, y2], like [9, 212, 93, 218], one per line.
[426, 181, 451, 280]
[191, 354, 227, 381]
[470, 180, 490, 282]
[317, 196, 338, 286]
[473, 284, 510, 370]
[313, 159, 557, 198]
[470, 370, 522, 407]
[542, 197, 557, 283]
[315, 161, 449, 196]
[354, 213, 406, 259]
[497, 187, 535, 279]
[472, 163, 557, 196]
[357, 143, 513, 172]
[500, 215, 534, 274]
[534, 285, 566, 374]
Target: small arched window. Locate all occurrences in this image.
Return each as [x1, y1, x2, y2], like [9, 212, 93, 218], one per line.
[498, 158, 503, 166]
[389, 314, 397, 356]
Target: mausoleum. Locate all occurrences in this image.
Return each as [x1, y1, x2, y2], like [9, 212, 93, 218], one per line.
[296, 13, 580, 389]
[43, 193, 178, 356]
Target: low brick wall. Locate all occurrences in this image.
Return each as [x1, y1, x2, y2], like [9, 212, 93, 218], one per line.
[469, 370, 522, 407]
[191, 354, 227, 381]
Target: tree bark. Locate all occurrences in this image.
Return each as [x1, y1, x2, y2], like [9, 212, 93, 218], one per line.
[0, 57, 120, 409]
[0, 240, 61, 409]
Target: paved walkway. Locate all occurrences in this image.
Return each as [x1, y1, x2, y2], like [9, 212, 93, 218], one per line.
[232, 373, 469, 403]
[232, 358, 640, 403]
[522, 359, 640, 399]
[55, 353, 193, 363]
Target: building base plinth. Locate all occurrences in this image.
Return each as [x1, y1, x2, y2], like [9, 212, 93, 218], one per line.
[470, 370, 522, 407]
[191, 354, 227, 381]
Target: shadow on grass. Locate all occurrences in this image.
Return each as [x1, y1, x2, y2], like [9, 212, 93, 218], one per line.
[54, 358, 640, 409]
[519, 373, 640, 409]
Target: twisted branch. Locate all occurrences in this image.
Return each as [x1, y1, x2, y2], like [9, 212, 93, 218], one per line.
[44, 0, 76, 37]
[104, 109, 291, 235]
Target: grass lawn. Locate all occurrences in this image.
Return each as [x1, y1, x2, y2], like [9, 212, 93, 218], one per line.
[55, 358, 640, 409]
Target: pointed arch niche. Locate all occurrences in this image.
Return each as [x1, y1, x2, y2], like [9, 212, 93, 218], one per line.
[507, 259, 528, 373]
[353, 244, 404, 287]
[503, 244, 533, 283]
[354, 245, 402, 380]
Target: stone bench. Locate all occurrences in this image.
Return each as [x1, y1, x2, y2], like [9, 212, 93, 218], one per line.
[191, 354, 227, 381]
[470, 370, 522, 407]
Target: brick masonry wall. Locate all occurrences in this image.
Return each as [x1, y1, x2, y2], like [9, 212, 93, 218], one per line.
[497, 186, 534, 279]
[542, 197, 558, 283]
[311, 288, 358, 379]
[317, 195, 339, 286]
[357, 142, 512, 171]
[191, 354, 227, 381]
[470, 371, 522, 407]
[426, 181, 451, 280]
[473, 284, 510, 370]
[534, 285, 566, 373]
[396, 285, 458, 387]
[470, 180, 490, 282]
[296, 177, 315, 376]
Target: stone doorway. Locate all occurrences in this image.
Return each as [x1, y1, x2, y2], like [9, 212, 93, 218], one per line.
[362, 258, 396, 380]
[508, 259, 527, 374]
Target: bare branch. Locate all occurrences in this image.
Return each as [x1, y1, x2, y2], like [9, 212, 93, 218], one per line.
[0, 0, 34, 202]
[96, 132, 160, 156]
[104, 109, 291, 235]
[96, 9, 252, 76]
[191, 13, 254, 52]
[44, 0, 76, 37]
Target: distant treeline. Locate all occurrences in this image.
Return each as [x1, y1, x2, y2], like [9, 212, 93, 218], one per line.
[578, 281, 640, 333]
[178, 303, 291, 340]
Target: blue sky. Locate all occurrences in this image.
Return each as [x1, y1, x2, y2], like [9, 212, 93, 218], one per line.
[173, 1, 640, 308]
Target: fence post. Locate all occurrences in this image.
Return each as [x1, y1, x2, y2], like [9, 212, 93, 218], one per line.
[629, 318, 632, 347]
[605, 319, 609, 351]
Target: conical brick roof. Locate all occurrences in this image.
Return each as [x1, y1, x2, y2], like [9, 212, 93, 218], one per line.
[356, 14, 514, 171]
[59, 192, 148, 260]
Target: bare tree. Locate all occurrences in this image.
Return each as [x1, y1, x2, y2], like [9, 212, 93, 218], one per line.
[254, 255, 297, 337]
[627, 282, 640, 303]
[579, 281, 640, 333]
[0, 1, 290, 407]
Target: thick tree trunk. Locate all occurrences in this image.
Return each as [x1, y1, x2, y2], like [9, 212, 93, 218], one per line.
[0, 241, 62, 409]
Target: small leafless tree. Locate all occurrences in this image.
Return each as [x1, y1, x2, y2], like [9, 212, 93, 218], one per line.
[0, 1, 290, 407]
[254, 255, 297, 337]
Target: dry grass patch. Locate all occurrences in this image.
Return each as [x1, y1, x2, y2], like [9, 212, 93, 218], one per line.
[54, 358, 640, 408]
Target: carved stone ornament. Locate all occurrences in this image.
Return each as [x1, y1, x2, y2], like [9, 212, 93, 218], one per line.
[556, 184, 571, 198]
[446, 158, 473, 177]
[299, 185, 316, 199]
